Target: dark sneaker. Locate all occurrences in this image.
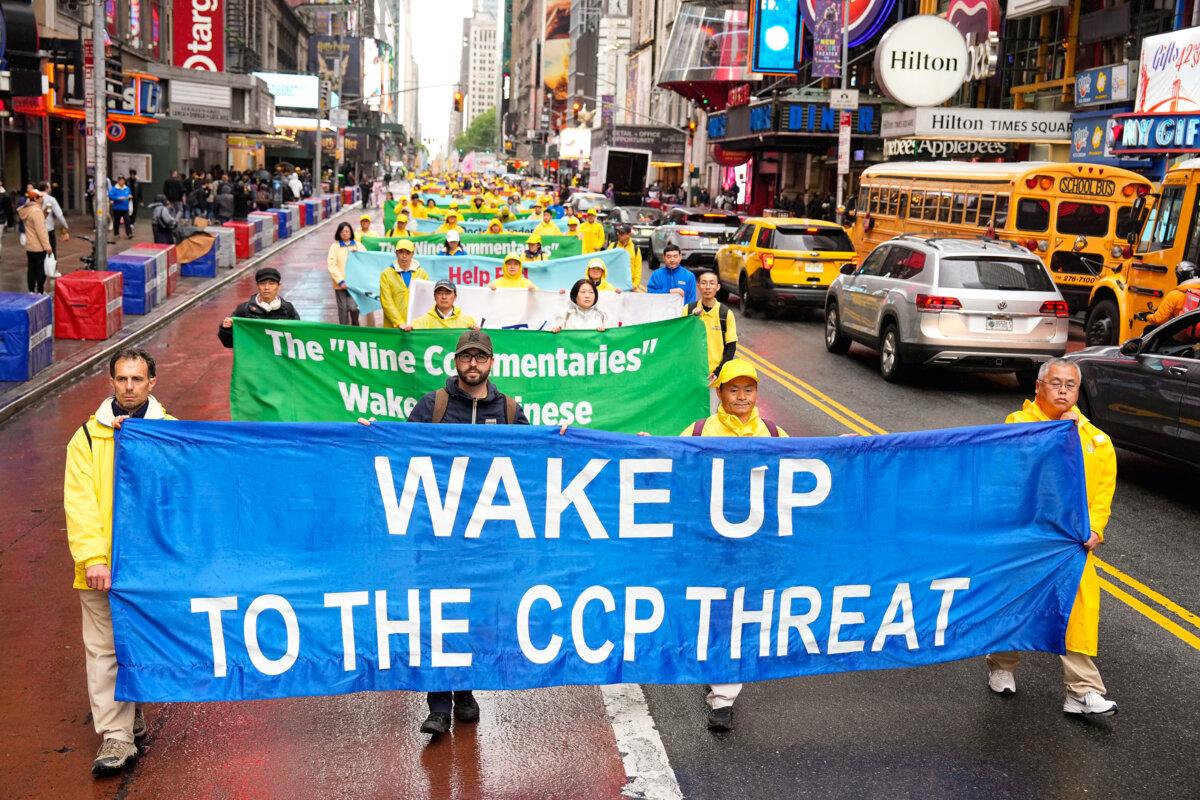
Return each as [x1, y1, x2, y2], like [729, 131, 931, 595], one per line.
[706, 706, 734, 732]
[92, 738, 138, 775]
[454, 696, 480, 723]
[132, 707, 147, 739]
[420, 712, 452, 735]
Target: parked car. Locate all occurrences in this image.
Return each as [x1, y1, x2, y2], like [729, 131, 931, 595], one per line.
[825, 236, 1069, 385]
[648, 207, 742, 271]
[1065, 309, 1200, 469]
[604, 206, 662, 252]
[716, 217, 857, 316]
[565, 192, 616, 217]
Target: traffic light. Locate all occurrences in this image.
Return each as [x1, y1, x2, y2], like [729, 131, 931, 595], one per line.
[453, 91, 463, 113]
[319, 82, 330, 114]
[572, 99, 582, 121]
[687, 119, 698, 136]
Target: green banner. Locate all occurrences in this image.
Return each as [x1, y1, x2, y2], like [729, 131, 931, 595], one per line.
[230, 317, 709, 434]
[362, 234, 583, 258]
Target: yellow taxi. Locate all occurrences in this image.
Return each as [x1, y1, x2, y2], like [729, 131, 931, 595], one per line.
[716, 217, 858, 316]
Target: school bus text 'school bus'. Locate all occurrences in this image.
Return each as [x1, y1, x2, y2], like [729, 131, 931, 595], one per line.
[850, 161, 1150, 315]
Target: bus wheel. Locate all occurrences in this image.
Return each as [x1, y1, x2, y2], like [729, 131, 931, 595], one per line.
[1084, 299, 1119, 347]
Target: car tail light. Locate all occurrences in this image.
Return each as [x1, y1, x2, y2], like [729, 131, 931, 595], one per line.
[915, 294, 962, 312]
[1040, 300, 1070, 318]
[761, 253, 774, 270]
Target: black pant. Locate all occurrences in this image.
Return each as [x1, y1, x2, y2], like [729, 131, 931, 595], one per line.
[112, 209, 132, 237]
[427, 690, 474, 715]
[47, 230, 58, 256]
[26, 251, 47, 293]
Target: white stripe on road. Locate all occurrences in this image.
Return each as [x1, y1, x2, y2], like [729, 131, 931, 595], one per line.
[601, 684, 684, 800]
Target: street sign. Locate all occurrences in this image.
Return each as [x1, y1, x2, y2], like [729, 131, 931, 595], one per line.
[83, 39, 97, 167]
[330, 108, 349, 129]
[837, 111, 851, 176]
[829, 88, 859, 110]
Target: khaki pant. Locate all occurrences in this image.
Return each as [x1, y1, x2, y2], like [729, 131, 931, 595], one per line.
[79, 590, 135, 743]
[706, 683, 742, 709]
[986, 650, 1106, 697]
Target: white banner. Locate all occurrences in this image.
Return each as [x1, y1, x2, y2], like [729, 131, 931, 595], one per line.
[406, 280, 684, 330]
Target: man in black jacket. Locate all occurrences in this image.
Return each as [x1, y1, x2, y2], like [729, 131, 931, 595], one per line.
[408, 330, 528, 734]
[217, 267, 300, 348]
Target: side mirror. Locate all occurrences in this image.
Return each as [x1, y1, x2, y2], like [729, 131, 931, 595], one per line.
[1131, 194, 1146, 220]
[1119, 337, 1142, 356]
[840, 263, 856, 275]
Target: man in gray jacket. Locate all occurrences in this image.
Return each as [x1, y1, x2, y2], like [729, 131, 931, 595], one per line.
[37, 182, 69, 256]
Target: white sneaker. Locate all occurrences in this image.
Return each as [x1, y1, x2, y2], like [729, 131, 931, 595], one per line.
[1063, 691, 1117, 716]
[988, 669, 1016, 695]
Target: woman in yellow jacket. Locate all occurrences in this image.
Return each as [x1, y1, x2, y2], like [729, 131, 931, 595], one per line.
[484, 219, 504, 235]
[327, 222, 362, 325]
[435, 212, 465, 235]
[379, 240, 430, 327]
[679, 359, 785, 731]
[491, 253, 538, 290]
[585, 258, 619, 292]
[985, 358, 1118, 716]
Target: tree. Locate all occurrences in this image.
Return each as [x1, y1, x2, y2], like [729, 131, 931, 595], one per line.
[454, 108, 497, 155]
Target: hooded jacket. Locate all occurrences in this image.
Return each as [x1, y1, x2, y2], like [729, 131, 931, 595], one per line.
[380, 263, 431, 327]
[1144, 278, 1200, 325]
[493, 267, 537, 289]
[531, 220, 561, 239]
[1006, 399, 1115, 656]
[585, 261, 618, 292]
[579, 220, 605, 253]
[218, 294, 301, 347]
[553, 299, 613, 331]
[409, 378, 530, 425]
[17, 201, 52, 253]
[411, 305, 478, 330]
[64, 397, 174, 590]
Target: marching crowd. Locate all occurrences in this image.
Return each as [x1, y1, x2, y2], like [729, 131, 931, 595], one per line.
[62, 173, 1119, 778]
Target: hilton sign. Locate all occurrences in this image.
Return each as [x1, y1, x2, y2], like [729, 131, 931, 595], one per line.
[874, 16, 970, 108]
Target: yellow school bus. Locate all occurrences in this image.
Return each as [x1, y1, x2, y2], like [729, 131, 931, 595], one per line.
[1085, 161, 1200, 345]
[851, 161, 1151, 314]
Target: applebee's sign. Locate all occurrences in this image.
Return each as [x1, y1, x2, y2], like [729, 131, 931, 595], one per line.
[173, 0, 224, 72]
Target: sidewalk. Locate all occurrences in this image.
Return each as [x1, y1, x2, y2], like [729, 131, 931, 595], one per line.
[0, 205, 359, 423]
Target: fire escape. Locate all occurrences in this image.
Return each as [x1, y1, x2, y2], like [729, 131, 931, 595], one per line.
[228, 0, 263, 75]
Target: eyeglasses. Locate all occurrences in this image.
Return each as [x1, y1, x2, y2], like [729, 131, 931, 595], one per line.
[1037, 379, 1079, 391]
[456, 352, 491, 364]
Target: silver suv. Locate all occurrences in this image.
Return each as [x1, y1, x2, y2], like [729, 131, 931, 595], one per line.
[824, 236, 1069, 387]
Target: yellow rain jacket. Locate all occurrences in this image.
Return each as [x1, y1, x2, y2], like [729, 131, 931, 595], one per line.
[493, 272, 537, 289]
[532, 220, 561, 239]
[379, 264, 431, 328]
[387, 222, 410, 238]
[580, 220, 606, 253]
[1006, 399, 1116, 656]
[64, 397, 175, 590]
[610, 239, 643, 289]
[409, 204, 428, 220]
[585, 261, 618, 292]
[412, 305, 478, 330]
[327, 240, 361, 288]
[681, 406, 787, 438]
[523, 249, 549, 263]
[435, 222, 465, 235]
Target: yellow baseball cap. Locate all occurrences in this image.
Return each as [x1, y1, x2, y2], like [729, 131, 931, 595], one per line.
[715, 359, 759, 387]
[360, 213, 371, 221]
[527, 234, 542, 244]
[567, 218, 580, 227]
[395, 239, 415, 252]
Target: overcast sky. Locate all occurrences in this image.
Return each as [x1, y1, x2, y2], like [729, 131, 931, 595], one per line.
[412, 0, 498, 158]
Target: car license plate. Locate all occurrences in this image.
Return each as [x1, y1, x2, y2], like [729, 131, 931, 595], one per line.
[805, 263, 824, 273]
[986, 317, 1013, 332]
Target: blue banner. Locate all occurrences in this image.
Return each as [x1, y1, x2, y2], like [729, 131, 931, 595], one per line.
[110, 421, 1089, 702]
[345, 249, 633, 315]
[504, 217, 570, 233]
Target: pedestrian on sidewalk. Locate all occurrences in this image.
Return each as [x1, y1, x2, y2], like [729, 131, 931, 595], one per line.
[218, 267, 300, 348]
[163, 170, 185, 217]
[64, 348, 174, 775]
[127, 170, 143, 226]
[986, 358, 1119, 717]
[327, 222, 362, 326]
[679, 358, 786, 732]
[149, 194, 179, 244]
[407, 330, 528, 735]
[38, 181, 70, 256]
[17, 186, 52, 293]
[109, 176, 133, 239]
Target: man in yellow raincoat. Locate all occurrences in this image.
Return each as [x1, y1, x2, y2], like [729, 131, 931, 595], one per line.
[387, 212, 411, 238]
[609, 224, 643, 289]
[491, 253, 538, 290]
[64, 348, 173, 774]
[435, 211, 465, 235]
[680, 359, 785, 732]
[579, 208, 606, 253]
[531, 209, 560, 239]
[409, 280, 480, 330]
[379, 240, 430, 327]
[986, 358, 1118, 716]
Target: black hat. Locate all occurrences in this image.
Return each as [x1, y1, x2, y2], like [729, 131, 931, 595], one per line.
[455, 329, 493, 356]
[434, 279, 457, 293]
[255, 267, 282, 282]
[616, 224, 632, 234]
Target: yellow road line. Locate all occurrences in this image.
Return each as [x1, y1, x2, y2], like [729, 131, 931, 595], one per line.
[1094, 557, 1200, 631]
[742, 342, 1200, 651]
[741, 347, 890, 435]
[1099, 578, 1200, 652]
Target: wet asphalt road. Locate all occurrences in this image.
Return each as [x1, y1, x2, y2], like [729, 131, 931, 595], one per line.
[1, 219, 1197, 799]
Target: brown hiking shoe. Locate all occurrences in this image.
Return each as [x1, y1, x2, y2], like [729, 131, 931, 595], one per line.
[133, 707, 147, 739]
[92, 738, 137, 776]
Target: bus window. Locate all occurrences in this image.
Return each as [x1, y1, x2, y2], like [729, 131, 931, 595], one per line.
[858, 188, 868, 215]
[1016, 198, 1049, 232]
[1057, 201, 1109, 237]
[887, 188, 900, 216]
[937, 192, 952, 223]
[897, 192, 909, 218]
[951, 193, 967, 225]
[1138, 186, 1185, 254]
[978, 194, 995, 227]
[909, 190, 924, 219]
[923, 192, 939, 221]
[995, 195, 1010, 227]
[964, 194, 979, 226]
[868, 187, 879, 214]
